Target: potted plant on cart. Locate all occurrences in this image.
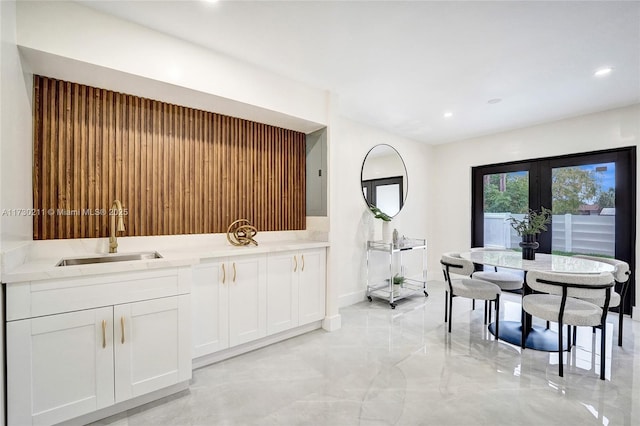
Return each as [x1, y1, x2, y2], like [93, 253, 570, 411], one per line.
[392, 273, 405, 298]
[369, 204, 393, 243]
[507, 207, 552, 260]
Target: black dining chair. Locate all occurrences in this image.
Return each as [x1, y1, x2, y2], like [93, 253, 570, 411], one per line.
[523, 270, 615, 380]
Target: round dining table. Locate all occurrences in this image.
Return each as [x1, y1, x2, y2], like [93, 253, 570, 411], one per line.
[460, 250, 615, 351]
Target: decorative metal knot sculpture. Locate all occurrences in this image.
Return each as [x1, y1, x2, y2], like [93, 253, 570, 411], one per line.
[226, 219, 259, 246]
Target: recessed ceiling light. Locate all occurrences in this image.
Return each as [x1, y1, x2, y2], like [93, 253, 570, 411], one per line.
[594, 67, 613, 77]
[487, 98, 502, 104]
[443, 111, 453, 118]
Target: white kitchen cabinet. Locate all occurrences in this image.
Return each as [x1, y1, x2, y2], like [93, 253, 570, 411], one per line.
[228, 255, 267, 346]
[7, 307, 114, 426]
[192, 260, 229, 357]
[114, 296, 191, 401]
[266, 252, 299, 335]
[266, 248, 326, 335]
[6, 268, 191, 426]
[297, 248, 326, 325]
[191, 255, 267, 357]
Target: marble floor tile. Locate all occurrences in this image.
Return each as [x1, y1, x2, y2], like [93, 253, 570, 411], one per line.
[95, 281, 640, 426]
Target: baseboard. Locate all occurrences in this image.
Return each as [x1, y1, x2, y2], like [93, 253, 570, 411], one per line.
[322, 314, 341, 331]
[338, 289, 366, 307]
[192, 321, 323, 370]
[61, 381, 190, 426]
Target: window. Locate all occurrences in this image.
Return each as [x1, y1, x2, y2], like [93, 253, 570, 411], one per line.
[472, 147, 636, 314]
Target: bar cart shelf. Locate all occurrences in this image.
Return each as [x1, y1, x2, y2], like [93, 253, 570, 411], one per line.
[366, 238, 428, 309]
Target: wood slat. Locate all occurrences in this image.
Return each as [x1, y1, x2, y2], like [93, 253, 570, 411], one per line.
[32, 75, 306, 239]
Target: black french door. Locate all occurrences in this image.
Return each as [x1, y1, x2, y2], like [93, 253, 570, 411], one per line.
[472, 147, 636, 315]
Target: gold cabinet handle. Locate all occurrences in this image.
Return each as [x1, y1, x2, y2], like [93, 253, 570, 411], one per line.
[233, 262, 237, 283]
[102, 320, 107, 349]
[120, 316, 126, 344]
[294, 255, 298, 272]
[302, 255, 305, 272]
[222, 263, 226, 284]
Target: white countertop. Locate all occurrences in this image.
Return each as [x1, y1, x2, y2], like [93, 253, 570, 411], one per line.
[2, 237, 330, 283]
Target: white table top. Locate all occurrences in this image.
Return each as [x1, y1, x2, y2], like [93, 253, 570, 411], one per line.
[460, 250, 615, 274]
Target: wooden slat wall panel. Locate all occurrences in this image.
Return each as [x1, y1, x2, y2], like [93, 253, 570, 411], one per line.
[33, 75, 306, 240]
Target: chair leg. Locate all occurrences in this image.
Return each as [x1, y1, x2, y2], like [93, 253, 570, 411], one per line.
[444, 291, 449, 322]
[600, 320, 607, 380]
[546, 321, 550, 330]
[572, 326, 577, 347]
[495, 295, 500, 341]
[488, 300, 493, 324]
[558, 320, 564, 377]
[448, 294, 453, 333]
[566, 325, 571, 350]
[472, 299, 476, 310]
[618, 298, 624, 347]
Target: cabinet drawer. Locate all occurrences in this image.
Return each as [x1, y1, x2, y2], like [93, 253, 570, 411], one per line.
[7, 269, 187, 321]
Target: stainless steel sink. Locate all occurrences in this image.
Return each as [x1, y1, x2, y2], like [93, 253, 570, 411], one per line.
[56, 251, 163, 267]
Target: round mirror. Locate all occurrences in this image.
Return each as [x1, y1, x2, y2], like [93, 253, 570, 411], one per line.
[361, 144, 408, 217]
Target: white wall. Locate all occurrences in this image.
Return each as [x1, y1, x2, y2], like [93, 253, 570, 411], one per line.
[1, 0, 32, 249]
[329, 116, 433, 307]
[0, 1, 33, 422]
[430, 104, 640, 314]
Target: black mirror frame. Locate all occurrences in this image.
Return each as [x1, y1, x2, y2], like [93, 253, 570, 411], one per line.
[360, 144, 408, 218]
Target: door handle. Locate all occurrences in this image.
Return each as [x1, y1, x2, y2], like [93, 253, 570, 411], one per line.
[222, 263, 226, 284]
[302, 255, 305, 272]
[101, 320, 107, 349]
[294, 255, 298, 272]
[233, 262, 237, 283]
[120, 316, 126, 344]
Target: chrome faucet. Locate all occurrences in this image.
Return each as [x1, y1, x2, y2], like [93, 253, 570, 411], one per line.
[109, 199, 126, 253]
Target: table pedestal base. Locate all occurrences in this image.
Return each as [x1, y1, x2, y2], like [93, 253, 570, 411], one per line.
[488, 320, 568, 352]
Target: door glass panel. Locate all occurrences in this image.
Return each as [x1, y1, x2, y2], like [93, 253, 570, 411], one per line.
[376, 184, 401, 217]
[483, 171, 529, 249]
[551, 163, 615, 257]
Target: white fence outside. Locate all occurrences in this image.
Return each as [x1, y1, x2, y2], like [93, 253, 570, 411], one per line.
[484, 213, 615, 257]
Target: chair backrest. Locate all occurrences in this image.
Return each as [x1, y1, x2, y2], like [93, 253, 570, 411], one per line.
[573, 255, 630, 283]
[526, 270, 614, 300]
[440, 252, 474, 277]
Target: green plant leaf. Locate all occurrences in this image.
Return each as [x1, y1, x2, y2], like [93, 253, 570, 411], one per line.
[368, 204, 392, 221]
[393, 273, 405, 285]
[507, 207, 552, 236]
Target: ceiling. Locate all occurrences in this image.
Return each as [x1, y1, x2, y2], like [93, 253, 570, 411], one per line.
[77, 0, 640, 145]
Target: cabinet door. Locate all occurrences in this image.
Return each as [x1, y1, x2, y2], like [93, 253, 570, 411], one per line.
[114, 295, 191, 402]
[228, 255, 267, 347]
[298, 248, 327, 325]
[266, 252, 299, 335]
[191, 260, 229, 358]
[7, 307, 114, 426]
